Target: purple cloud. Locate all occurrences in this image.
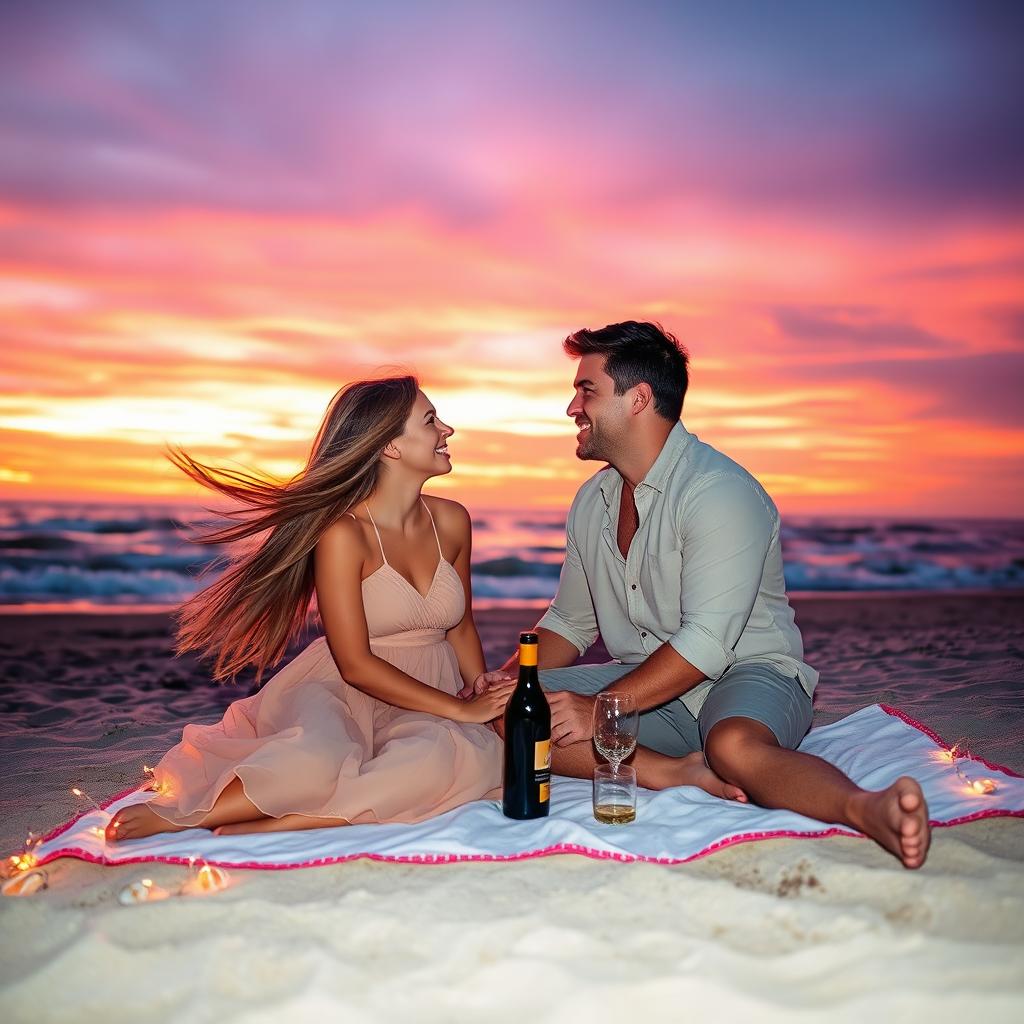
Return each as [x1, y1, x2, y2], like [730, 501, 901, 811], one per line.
[773, 307, 959, 353]
[0, 1, 1021, 225]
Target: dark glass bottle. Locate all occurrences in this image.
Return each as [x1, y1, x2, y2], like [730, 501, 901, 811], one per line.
[502, 631, 552, 819]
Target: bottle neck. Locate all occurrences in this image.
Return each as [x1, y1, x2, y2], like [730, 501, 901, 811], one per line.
[516, 662, 540, 688]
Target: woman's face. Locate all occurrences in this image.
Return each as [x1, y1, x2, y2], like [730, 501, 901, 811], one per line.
[391, 390, 454, 477]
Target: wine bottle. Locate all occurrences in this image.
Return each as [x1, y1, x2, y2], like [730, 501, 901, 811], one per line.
[502, 631, 552, 819]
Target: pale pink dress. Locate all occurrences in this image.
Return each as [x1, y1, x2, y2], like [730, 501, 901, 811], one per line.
[147, 503, 503, 827]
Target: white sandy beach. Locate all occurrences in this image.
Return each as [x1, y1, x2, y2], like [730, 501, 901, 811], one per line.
[1, 594, 1023, 1022]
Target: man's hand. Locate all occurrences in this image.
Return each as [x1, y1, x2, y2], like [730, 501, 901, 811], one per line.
[547, 690, 597, 746]
[457, 669, 516, 700]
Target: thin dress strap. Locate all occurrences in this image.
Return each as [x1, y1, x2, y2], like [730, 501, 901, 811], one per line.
[421, 498, 443, 559]
[364, 504, 388, 566]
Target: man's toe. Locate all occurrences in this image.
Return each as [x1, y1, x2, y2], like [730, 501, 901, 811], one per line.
[898, 782, 922, 812]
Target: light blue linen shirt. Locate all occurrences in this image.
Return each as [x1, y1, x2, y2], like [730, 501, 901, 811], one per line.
[538, 422, 818, 717]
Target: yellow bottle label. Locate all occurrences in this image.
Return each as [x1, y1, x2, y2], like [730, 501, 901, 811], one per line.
[539, 782, 550, 802]
[534, 739, 551, 771]
[519, 643, 538, 667]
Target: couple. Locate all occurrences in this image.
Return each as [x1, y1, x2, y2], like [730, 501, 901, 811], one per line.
[108, 322, 930, 868]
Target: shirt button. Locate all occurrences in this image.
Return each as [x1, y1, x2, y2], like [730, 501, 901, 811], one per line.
[631, 584, 637, 591]
[641, 631, 647, 638]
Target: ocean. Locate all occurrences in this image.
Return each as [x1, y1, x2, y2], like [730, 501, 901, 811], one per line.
[0, 500, 1022, 610]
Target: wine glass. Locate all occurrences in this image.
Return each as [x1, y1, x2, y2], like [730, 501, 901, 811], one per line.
[593, 692, 639, 776]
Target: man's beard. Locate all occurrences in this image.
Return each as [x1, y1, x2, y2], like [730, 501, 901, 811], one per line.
[576, 424, 605, 461]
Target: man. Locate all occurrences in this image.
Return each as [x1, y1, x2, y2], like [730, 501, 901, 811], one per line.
[471, 321, 930, 869]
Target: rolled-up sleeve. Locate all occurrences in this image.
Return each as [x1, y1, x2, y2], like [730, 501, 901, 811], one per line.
[537, 522, 599, 655]
[667, 474, 774, 681]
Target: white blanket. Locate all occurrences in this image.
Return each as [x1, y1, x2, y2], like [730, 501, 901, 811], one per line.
[32, 705, 1024, 869]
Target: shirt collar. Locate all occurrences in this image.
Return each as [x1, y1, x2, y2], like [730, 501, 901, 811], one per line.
[642, 421, 692, 493]
[598, 420, 693, 505]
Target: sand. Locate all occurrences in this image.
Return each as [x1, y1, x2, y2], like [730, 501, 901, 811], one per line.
[1, 593, 1023, 1022]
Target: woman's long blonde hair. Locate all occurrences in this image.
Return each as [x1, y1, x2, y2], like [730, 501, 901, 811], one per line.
[171, 375, 418, 682]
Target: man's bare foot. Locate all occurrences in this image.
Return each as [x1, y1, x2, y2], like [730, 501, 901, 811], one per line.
[214, 813, 348, 836]
[106, 803, 187, 842]
[847, 776, 930, 869]
[649, 751, 748, 802]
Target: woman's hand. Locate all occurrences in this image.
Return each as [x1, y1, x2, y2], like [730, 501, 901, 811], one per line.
[453, 681, 516, 723]
[457, 669, 516, 700]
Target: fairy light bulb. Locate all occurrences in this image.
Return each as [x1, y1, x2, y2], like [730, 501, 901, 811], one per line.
[70, 786, 103, 812]
[7, 852, 37, 874]
[5, 831, 41, 876]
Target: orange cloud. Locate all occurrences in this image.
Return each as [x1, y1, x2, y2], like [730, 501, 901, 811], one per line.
[1, 189, 1022, 515]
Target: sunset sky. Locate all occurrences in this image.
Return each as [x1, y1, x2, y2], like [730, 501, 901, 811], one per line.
[1, 1, 1022, 516]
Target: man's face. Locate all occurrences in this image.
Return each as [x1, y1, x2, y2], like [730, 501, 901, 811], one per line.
[566, 353, 630, 462]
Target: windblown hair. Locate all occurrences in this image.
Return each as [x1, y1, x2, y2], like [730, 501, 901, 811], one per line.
[564, 321, 689, 421]
[171, 375, 418, 682]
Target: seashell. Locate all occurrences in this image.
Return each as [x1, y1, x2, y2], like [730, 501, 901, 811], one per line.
[2, 869, 48, 897]
[181, 863, 230, 896]
[117, 878, 171, 905]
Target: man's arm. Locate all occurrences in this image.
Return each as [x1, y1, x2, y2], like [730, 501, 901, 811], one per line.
[499, 626, 581, 674]
[606, 643, 705, 707]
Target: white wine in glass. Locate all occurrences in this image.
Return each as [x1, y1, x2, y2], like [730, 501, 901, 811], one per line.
[593, 692, 640, 824]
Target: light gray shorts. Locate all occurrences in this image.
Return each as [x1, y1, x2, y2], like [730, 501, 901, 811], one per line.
[540, 660, 813, 757]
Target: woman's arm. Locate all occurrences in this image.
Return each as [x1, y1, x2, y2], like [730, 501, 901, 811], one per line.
[431, 497, 487, 684]
[314, 517, 505, 723]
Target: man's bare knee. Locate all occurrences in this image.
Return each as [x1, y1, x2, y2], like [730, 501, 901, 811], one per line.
[704, 716, 778, 783]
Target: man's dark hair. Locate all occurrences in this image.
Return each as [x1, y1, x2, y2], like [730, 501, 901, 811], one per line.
[563, 321, 689, 421]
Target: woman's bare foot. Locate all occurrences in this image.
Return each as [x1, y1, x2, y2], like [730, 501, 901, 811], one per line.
[848, 776, 931, 869]
[214, 813, 348, 836]
[650, 751, 748, 802]
[106, 803, 187, 842]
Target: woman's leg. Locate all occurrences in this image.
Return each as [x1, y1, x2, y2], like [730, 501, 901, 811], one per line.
[212, 812, 350, 835]
[106, 776, 269, 841]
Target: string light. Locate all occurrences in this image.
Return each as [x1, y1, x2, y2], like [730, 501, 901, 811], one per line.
[141, 764, 172, 797]
[7, 776, 231, 902]
[3, 831, 40, 878]
[938, 740, 1000, 796]
[968, 778, 998, 795]
[5, 852, 37, 875]
[70, 786, 104, 813]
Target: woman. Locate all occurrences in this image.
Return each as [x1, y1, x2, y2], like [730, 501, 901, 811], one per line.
[107, 376, 513, 840]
